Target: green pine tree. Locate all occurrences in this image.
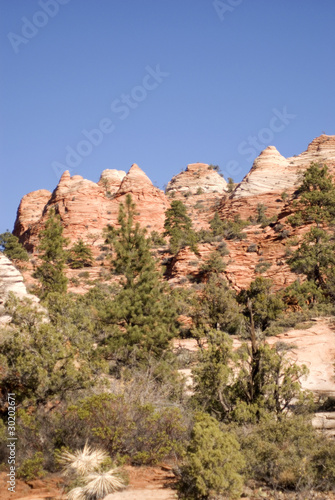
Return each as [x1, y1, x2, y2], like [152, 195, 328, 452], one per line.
[287, 163, 335, 301]
[34, 209, 69, 298]
[68, 239, 94, 268]
[164, 200, 198, 254]
[209, 211, 225, 236]
[0, 231, 29, 261]
[0, 293, 104, 408]
[289, 162, 335, 226]
[103, 195, 178, 365]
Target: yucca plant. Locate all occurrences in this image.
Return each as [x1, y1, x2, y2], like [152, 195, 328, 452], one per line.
[67, 487, 85, 500]
[58, 443, 126, 500]
[58, 442, 109, 477]
[82, 468, 125, 499]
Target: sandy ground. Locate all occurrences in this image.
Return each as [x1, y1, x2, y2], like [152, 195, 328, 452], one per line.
[105, 489, 177, 499]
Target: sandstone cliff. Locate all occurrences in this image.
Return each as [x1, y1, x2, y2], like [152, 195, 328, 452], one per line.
[12, 135, 335, 291]
[168, 135, 335, 290]
[14, 164, 169, 252]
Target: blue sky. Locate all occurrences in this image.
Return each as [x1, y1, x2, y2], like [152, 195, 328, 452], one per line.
[1, 0, 334, 233]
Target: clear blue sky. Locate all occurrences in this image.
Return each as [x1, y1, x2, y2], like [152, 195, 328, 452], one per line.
[1, 0, 334, 233]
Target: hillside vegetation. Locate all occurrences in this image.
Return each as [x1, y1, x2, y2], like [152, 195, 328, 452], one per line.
[1, 163, 335, 499]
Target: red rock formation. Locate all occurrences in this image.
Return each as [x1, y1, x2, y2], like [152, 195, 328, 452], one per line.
[13, 189, 52, 248]
[115, 164, 170, 231]
[220, 134, 335, 222]
[12, 135, 335, 291]
[166, 162, 227, 196]
[14, 164, 169, 252]
[165, 163, 227, 232]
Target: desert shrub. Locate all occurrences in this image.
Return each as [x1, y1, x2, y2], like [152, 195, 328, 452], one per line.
[61, 393, 187, 465]
[222, 216, 249, 240]
[149, 231, 166, 247]
[178, 413, 245, 499]
[273, 222, 285, 233]
[17, 452, 46, 481]
[247, 243, 258, 253]
[78, 271, 90, 279]
[196, 229, 215, 243]
[200, 251, 226, 276]
[210, 213, 248, 240]
[216, 241, 229, 256]
[279, 229, 291, 239]
[239, 415, 335, 491]
[208, 164, 220, 171]
[255, 259, 271, 274]
[196, 187, 203, 195]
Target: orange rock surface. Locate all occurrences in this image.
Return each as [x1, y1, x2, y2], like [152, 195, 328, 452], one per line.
[14, 164, 169, 252]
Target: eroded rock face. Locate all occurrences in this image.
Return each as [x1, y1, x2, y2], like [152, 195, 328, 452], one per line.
[14, 164, 169, 252]
[0, 253, 28, 304]
[98, 169, 127, 195]
[220, 134, 335, 221]
[115, 164, 170, 231]
[233, 146, 295, 198]
[166, 163, 227, 196]
[13, 189, 52, 244]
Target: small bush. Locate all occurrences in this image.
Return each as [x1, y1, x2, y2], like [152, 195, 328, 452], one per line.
[217, 241, 229, 256]
[247, 243, 258, 253]
[255, 259, 271, 274]
[279, 229, 291, 239]
[149, 231, 166, 247]
[17, 452, 46, 481]
[178, 413, 245, 499]
[78, 271, 90, 279]
[62, 394, 187, 465]
[239, 416, 335, 492]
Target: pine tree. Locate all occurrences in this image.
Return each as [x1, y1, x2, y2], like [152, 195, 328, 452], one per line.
[227, 177, 235, 193]
[289, 162, 335, 226]
[209, 212, 224, 236]
[34, 209, 69, 298]
[0, 231, 29, 261]
[164, 200, 197, 254]
[287, 163, 335, 300]
[68, 239, 94, 268]
[103, 195, 178, 364]
[0, 293, 104, 408]
[192, 275, 243, 336]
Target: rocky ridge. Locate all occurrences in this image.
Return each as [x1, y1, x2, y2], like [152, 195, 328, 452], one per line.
[14, 164, 169, 252]
[11, 134, 335, 292]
